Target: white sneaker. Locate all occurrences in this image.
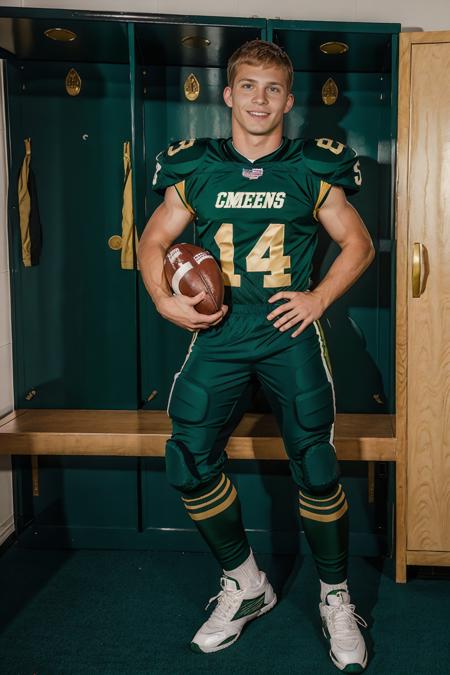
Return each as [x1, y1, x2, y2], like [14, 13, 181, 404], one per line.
[319, 589, 368, 672]
[190, 572, 277, 653]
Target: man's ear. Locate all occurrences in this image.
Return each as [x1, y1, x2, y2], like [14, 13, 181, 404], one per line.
[223, 86, 233, 108]
[284, 92, 294, 114]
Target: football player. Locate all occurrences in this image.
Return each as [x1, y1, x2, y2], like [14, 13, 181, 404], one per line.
[138, 40, 374, 672]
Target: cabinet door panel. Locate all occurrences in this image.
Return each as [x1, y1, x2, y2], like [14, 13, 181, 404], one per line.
[407, 41, 450, 551]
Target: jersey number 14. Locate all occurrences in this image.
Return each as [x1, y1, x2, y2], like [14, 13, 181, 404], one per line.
[214, 222, 291, 288]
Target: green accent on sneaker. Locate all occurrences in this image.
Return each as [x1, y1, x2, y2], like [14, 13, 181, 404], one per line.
[217, 634, 239, 647]
[342, 664, 365, 673]
[231, 592, 266, 620]
[190, 642, 203, 653]
[327, 588, 347, 600]
[330, 650, 367, 673]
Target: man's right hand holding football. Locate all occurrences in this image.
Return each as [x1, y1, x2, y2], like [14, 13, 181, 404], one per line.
[156, 292, 228, 332]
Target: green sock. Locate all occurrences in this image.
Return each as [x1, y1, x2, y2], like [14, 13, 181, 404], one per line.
[181, 473, 250, 570]
[299, 484, 349, 584]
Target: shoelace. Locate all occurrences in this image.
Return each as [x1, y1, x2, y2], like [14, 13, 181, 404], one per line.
[327, 594, 368, 637]
[204, 577, 244, 622]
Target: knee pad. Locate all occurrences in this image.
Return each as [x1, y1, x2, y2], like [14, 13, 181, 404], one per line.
[302, 442, 340, 495]
[293, 380, 338, 493]
[165, 438, 226, 494]
[165, 438, 202, 492]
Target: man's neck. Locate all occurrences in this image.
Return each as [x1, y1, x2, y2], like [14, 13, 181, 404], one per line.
[231, 127, 284, 162]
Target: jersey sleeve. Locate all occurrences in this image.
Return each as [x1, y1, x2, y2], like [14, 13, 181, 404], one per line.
[151, 138, 209, 212]
[302, 138, 362, 196]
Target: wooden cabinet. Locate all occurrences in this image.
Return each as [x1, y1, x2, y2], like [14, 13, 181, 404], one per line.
[396, 31, 450, 581]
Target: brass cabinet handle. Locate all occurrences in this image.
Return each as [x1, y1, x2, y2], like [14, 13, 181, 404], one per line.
[412, 242, 425, 298]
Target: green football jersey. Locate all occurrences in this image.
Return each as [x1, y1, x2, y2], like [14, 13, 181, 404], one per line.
[152, 137, 362, 304]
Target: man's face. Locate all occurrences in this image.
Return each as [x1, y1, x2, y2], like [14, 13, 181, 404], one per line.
[223, 63, 294, 137]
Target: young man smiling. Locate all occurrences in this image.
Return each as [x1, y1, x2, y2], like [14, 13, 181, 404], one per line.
[138, 40, 374, 672]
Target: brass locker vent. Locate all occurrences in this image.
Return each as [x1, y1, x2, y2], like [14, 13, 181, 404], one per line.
[320, 41, 349, 55]
[181, 36, 211, 48]
[44, 28, 77, 42]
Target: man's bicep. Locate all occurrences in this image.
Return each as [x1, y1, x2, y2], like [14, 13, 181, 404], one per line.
[317, 186, 372, 248]
[141, 185, 195, 249]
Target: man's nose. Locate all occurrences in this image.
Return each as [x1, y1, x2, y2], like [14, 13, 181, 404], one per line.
[252, 87, 268, 104]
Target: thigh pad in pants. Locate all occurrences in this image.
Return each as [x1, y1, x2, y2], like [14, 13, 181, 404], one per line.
[166, 376, 210, 492]
[294, 380, 340, 494]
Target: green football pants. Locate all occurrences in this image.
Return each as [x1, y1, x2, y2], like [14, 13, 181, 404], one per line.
[166, 304, 340, 495]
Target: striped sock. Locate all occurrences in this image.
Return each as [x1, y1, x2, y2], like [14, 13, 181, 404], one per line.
[299, 484, 349, 584]
[182, 473, 250, 570]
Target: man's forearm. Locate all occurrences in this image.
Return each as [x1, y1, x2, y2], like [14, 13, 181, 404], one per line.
[137, 239, 172, 308]
[311, 240, 375, 312]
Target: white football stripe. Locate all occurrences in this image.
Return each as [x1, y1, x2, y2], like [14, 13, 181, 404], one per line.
[166, 330, 199, 416]
[313, 321, 336, 449]
[172, 261, 194, 294]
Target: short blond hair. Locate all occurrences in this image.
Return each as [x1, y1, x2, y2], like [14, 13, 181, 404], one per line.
[227, 39, 294, 91]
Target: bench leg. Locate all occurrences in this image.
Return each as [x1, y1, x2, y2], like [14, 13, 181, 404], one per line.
[395, 459, 407, 583]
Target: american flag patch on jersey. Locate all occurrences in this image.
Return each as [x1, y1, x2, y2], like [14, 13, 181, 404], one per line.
[242, 167, 264, 180]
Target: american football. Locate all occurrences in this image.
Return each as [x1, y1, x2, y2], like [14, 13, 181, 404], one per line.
[164, 243, 224, 315]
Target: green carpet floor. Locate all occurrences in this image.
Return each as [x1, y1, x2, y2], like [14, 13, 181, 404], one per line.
[0, 546, 449, 674]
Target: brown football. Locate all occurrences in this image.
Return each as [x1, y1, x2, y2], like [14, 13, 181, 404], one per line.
[164, 243, 224, 315]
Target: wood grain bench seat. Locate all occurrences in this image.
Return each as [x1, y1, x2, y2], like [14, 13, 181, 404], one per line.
[0, 409, 396, 461]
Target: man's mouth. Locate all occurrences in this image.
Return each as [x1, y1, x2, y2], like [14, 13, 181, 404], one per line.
[247, 111, 270, 118]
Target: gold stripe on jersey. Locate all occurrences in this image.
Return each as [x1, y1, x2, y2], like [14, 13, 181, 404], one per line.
[175, 180, 195, 215]
[313, 180, 332, 221]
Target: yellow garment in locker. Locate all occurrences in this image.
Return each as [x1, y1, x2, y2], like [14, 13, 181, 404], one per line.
[18, 137, 32, 267]
[121, 140, 139, 270]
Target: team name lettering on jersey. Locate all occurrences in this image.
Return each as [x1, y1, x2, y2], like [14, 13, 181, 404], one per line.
[215, 192, 286, 209]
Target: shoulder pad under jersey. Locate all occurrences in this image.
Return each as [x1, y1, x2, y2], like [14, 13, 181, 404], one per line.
[302, 137, 362, 195]
[152, 138, 210, 194]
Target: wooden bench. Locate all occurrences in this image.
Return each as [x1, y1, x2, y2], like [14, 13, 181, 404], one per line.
[0, 409, 396, 461]
[0, 408, 399, 576]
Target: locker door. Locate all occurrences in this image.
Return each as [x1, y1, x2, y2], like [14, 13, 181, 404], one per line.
[7, 59, 138, 409]
[135, 19, 265, 411]
[269, 21, 399, 414]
